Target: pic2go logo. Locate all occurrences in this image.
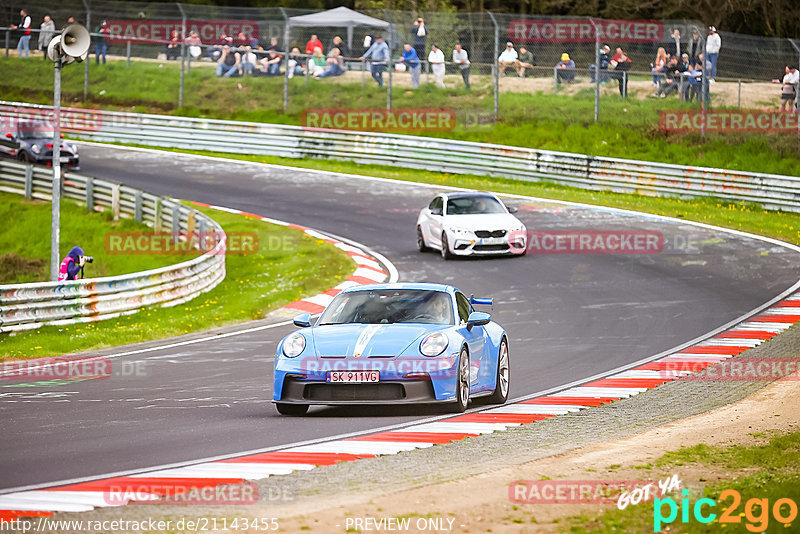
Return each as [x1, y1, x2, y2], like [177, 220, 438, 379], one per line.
[654, 489, 799, 532]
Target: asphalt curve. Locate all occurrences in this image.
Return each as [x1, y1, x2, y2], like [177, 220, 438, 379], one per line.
[2, 144, 799, 491]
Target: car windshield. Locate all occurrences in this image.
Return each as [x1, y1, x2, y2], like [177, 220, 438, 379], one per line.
[318, 290, 454, 325]
[17, 123, 51, 140]
[446, 196, 507, 215]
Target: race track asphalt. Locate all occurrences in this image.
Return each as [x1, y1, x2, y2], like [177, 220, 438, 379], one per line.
[2, 144, 798, 491]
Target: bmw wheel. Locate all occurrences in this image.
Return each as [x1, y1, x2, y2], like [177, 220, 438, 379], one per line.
[417, 226, 430, 252]
[453, 347, 470, 412]
[275, 403, 308, 416]
[487, 337, 510, 404]
[441, 232, 453, 260]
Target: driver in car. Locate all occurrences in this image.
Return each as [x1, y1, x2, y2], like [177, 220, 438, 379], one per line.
[430, 295, 452, 324]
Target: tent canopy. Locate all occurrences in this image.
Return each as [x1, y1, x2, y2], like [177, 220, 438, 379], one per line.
[288, 7, 392, 54]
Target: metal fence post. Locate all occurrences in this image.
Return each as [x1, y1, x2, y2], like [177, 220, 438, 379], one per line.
[737, 79, 741, 109]
[553, 66, 558, 94]
[789, 38, 800, 144]
[111, 183, 120, 221]
[81, 0, 90, 101]
[5, 29, 9, 58]
[591, 18, 600, 122]
[171, 205, 180, 242]
[24, 165, 33, 199]
[134, 190, 143, 222]
[488, 12, 499, 121]
[85, 176, 94, 211]
[154, 198, 162, 233]
[622, 72, 627, 100]
[126, 40, 131, 67]
[280, 7, 290, 114]
[177, 2, 186, 109]
[387, 58, 392, 111]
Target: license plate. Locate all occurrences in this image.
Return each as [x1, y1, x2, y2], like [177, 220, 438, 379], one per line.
[59, 157, 70, 163]
[326, 371, 380, 383]
[479, 237, 505, 245]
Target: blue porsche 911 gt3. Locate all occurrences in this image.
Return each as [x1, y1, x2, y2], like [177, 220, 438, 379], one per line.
[273, 283, 510, 415]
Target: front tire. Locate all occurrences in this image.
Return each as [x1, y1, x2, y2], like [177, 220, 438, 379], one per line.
[275, 403, 308, 416]
[441, 232, 453, 260]
[417, 226, 430, 252]
[16, 151, 31, 163]
[487, 337, 510, 404]
[452, 347, 470, 412]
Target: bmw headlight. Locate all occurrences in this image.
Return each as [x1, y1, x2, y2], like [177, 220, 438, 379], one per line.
[30, 145, 41, 154]
[449, 227, 473, 236]
[282, 333, 306, 358]
[420, 333, 448, 357]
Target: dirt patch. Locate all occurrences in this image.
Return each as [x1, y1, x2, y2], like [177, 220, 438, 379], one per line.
[269, 378, 800, 533]
[0, 252, 46, 284]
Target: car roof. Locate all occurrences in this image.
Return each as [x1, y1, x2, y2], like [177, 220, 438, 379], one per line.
[442, 191, 499, 200]
[341, 282, 457, 295]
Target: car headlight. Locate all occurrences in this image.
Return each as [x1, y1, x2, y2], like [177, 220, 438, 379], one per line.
[420, 333, 448, 357]
[30, 145, 41, 154]
[282, 333, 306, 358]
[449, 227, 473, 236]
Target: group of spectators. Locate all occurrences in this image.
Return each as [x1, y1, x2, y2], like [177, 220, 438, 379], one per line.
[10, 9, 112, 65]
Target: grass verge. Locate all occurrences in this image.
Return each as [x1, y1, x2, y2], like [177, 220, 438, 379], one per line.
[0, 191, 190, 284]
[0, 203, 354, 360]
[2, 57, 798, 177]
[139, 146, 800, 246]
[564, 430, 800, 533]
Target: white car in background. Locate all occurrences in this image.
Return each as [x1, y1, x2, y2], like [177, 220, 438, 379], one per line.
[416, 192, 527, 259]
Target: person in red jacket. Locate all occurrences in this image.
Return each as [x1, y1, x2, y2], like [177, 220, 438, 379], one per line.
[305, 34, 323, 55]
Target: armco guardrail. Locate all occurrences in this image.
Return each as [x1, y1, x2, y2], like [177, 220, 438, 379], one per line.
[3, 101, 800, 212]
[0, 160, 226, 333]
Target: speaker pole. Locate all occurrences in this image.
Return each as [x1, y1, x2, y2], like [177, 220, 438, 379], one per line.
[50, 55, 63, 281]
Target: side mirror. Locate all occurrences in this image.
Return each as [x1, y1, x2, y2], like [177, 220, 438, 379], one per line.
[5, 133, 13, 139]
[466, 311, 491, 330]
[430, 208, 442, 216]
[293, 313, 311, 328]
[506, 205, 518, 214]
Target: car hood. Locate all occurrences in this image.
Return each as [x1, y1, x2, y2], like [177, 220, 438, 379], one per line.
[310, 323, 445, 358]
[444, 213, 523, 231]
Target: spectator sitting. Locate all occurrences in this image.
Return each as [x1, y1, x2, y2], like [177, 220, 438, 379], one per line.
[682, 62, 703, 102]
[590, 44, 611, 83]
[236, 32, 257, 48]
[359, 34, 390, 87]
[651, 56, 681, 98]
[498, 42, 519, 76]
[555, 53, 575, 83]
[305, 34, 323, 55]
[330, 36, 349, 59]
[287, 47, 305, 79]
[317, 48, 345, 79]
[399, 43, 422, 89]
[609, 47, 632, 97]
[165, 29, 180, 60]
[772, 65, 799, 111]
[241, 46, 260, 75]
[216, 45, 240, 77]
[260, 50, 282, 75]
[208, 34, 231, 62]
[651, 47, 667, 89]
[307, 46, 327, 77]
[517, 47, 535, 77]
[185, 31, 202, 60]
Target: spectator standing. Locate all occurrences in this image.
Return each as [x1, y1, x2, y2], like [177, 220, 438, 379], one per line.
[498, 42, 519, 76]
[452, 43, 470, 89]
[318, 48, 345, 79]
[185, 31, 202, 60]
[609, 47, 632, 97]
[360, 35, 389, 87]
[773, 66, 799, 111]
[94, 21, 111, 64]
[216, 45, 240, 77]
[11, 9, 32, 58]
[38, 15, 55, 60]
[57, 246, 86, 281]
[705, 26, 721, 81]
[305, 34, 323, 55]
[517, 47, 535, 77]
[362, 33, 373, 56]
[590, 44, 611, 83]
[428, 44, 445, 88]
[555, 53, 575, 83]
[687, 30, 702, 63]
[412, 17, 427, 61]
[399, 43, 421, 89]
[668, 28, 681, 58]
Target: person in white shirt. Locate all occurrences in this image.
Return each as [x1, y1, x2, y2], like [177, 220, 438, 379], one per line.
[498, 42, 519, 76]
[774, 65, 799, 111]
[452, 44, 470, 89]
[705, 26, 721, 80]
[11, 9, 32, 58]
[428, 44, 445, 88]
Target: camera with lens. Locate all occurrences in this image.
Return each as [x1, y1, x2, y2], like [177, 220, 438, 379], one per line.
[84, 256, 94, 264]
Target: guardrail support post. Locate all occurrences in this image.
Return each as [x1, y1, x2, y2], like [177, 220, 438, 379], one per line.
[171, 206, 181, 243]
[187, 211, 195, 241]
[737, 79, 742, 109]
[154, 198, 162, 233]
[111, 184, 120, 221]
[198, 217, 207, 249]
[126, 40, 131, 68]
[5, 30, 9, 58]
[85, 177, 94, 211]
[553, 67, 558, 94]
[24, 165, 33, 199]
[134, 190, 143, 222]
[622, 72, 627, 100]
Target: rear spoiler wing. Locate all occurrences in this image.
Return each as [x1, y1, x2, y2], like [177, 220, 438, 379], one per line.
[469, 296, 493, 306]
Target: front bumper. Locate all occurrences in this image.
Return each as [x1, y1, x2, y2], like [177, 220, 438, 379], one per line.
[33, 153, 80, 170]
[448, 234, 527, 256]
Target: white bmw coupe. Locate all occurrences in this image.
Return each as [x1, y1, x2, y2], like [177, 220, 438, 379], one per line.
[416, 192, 527, 259]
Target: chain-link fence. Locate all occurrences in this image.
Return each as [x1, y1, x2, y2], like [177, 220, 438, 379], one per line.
[2, 2, 799, 136]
